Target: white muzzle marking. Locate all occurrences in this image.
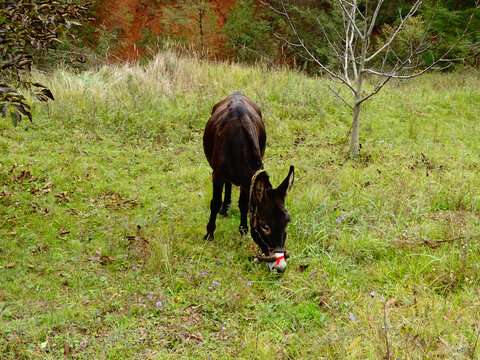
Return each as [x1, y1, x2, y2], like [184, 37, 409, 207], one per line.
[267, 253, 287, 272]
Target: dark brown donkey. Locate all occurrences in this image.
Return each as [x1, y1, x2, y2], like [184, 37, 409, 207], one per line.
[203, 92, 294, 272]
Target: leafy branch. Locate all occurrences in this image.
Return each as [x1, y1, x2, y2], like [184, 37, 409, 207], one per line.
[0, 0, 92, 125]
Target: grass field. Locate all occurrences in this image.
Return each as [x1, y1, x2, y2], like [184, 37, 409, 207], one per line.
[1, 52, 480, 359]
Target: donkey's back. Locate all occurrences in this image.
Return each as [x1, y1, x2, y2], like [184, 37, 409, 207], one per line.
[203, 92, 266, 187]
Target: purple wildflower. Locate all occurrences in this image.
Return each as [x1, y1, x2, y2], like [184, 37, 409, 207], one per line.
[79, 340, 87, 347]
[335, 217, 342, 224]
[156, 301, 162, 307]
[147, 295, 153, 300]
[209, 281, 221, 289]
[200, 271, 207, 276]
[370, 291, 377, 297]
[246, 281, 253, 287]
[348, 314, 355, 321]
[241, 344, 246, 348]
[347, 282, 352, 286]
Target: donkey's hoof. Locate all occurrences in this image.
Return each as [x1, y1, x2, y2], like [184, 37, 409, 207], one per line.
[203, 233, 213, 241]
[239, 225, 248, 235]
[219, 206, 229, 217]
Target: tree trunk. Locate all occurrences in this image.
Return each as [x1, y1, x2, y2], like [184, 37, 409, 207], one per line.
[199, 6, 204, 59]
[350, 22, 366, 158]
[350, 98, 361, 156]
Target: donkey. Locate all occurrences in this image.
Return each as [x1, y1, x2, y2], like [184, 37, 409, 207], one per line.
[203, 92, 294, 272]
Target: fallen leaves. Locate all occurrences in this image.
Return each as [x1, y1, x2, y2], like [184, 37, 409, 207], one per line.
[11, 170, 34, 184]
[58, 226, 70, 236]
[32, 203, 50, 216]
[408, 152, 443, 175]
[87, 190, 139, 210]
[0, 263, 37, 269]
[386, 296, 402, 309]
[103, 190, 138, 209]
[126, 225, 150, 262]
[30, 182, 53, 196]
[126, 225, 149, 246]
[32, 243, 49, 253]
[54, 191, 72, 203]
[87, 248, 117, 265]
[5, 167, 55, 209]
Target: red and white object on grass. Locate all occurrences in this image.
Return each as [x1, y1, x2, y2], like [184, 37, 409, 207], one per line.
[267, 253, 287, 272]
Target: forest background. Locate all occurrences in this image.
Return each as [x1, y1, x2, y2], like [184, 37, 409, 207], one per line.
[50, 0, 480, 72]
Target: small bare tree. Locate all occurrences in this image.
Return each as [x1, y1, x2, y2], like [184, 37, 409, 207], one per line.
[263, 0, 480, 156]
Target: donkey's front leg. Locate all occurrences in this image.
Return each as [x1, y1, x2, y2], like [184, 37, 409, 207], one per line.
[204, 178, 224, 241]
[238, 185, 249, 235]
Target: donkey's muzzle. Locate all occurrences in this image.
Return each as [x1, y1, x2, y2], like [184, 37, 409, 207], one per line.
[261, 252, 288, 272]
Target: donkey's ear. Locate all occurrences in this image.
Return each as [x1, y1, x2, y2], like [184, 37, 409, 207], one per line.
[276, 166, 294, 199]
[253, 172, 270, 204]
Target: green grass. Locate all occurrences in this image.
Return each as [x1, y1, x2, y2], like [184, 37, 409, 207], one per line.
[1, 52, 480, 359]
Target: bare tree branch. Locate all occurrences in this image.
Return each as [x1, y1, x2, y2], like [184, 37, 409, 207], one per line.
[327, 84, 354, 110]
[316, 17, 344, 64]
[273, 33, 302, 48]
[266, 1, 357, 93]
[260, 0, 287, 16]
[365, 0, 422, 63]
[337, 0, 365, 40]
[365, 63, 452, 80]
[366, 0, 385, 37]
[365, 1, 479, 80]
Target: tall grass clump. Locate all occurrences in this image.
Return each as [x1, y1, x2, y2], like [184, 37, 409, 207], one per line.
[1, 51, 480, 359]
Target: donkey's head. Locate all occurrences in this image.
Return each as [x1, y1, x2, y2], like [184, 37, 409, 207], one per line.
[249, 166, 294, 272]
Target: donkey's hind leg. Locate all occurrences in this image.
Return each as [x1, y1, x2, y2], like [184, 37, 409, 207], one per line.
[204, 177, 224, 241]
[219, 182, 231, 216]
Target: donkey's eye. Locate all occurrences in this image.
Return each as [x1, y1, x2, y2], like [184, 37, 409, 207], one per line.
[260, 225, 271, 234]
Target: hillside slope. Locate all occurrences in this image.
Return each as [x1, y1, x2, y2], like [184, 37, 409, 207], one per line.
[1, 52, 480, 358]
